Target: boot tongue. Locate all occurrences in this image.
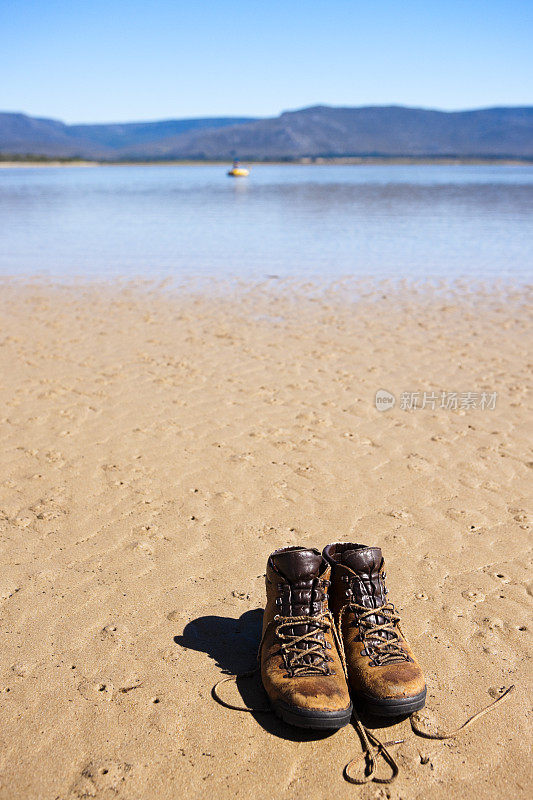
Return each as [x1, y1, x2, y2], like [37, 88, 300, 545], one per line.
[271, 548, 322, 583]
[341, 546, 385, 609]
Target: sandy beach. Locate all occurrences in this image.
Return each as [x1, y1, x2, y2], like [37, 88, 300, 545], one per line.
[0, 278, 531, 800]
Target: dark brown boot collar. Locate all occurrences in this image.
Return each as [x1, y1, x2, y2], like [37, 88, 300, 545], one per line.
[323, 542, 386, 609]
[269, 546, 323, 582]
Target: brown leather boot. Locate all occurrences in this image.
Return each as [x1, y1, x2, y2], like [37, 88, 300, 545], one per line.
[260, 546, 352, 729]
[323, 542, 426, 717]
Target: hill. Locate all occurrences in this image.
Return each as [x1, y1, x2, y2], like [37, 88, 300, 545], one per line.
[0, 113, 256, 158]
[1, 105, 532, 160]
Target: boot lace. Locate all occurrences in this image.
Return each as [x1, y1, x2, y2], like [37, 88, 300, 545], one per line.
[274, 611, 335, 676]
[339, 600, 408, 666]
[213, 616, 515, 786]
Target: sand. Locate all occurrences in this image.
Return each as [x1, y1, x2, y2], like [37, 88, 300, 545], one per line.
[0, 278, 531, 800]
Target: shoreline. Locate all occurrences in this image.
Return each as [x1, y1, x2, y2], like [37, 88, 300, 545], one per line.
[1, 157, 532, 168]
[0, 274, 530, 300]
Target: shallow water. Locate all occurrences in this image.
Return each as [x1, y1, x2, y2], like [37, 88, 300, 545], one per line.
[0, 164, 532, 282]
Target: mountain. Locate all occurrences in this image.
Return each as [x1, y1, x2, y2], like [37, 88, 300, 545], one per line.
[121, 106, 533, 160]
[1, 106, 532, 160]
[0, 113, 257, 158]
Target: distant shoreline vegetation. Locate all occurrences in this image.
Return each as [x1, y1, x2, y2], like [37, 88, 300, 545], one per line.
[0, 153, 93, 163]
[1, 153, 532, 165]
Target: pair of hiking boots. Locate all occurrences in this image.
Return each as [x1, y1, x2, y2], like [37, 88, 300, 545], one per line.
[260, 543, 426, 729]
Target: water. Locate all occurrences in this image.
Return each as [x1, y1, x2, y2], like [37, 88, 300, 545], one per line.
[1, 164, 532, 283]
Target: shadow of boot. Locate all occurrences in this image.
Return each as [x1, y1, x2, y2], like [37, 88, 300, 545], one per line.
[173, 608, 334, 742]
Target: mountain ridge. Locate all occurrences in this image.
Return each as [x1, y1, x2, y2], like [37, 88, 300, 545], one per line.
[1, 105, 532, 160]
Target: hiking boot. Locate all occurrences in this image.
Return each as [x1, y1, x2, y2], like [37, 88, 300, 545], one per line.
[323, 543, 426, 717]
[260, 546, 352, 729]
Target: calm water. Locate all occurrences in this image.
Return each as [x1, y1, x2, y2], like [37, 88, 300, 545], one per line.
[1, 164, 532, 282]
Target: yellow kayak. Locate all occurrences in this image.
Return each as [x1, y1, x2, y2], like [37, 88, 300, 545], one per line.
[227, 167, 250, 177]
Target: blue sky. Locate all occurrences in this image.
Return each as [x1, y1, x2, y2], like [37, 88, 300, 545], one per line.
[1, 0, 531, 123]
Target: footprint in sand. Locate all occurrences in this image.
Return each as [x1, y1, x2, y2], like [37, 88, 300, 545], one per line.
[100, 624, 118, 639]
[0, 583, 20, 600]
[129, 540, 155, 556]
[387, 509, 411, 520]
[159, 646, 181, 666]
[493, 572, 510, 583]
[99, 623, 132, 648]
[45, 450, 65, 466]
[462, 590, 486, 602]
[213, 490, 236, 503]
[232, 590, 251, 600]
[509, 508, 532, 526]
[30, 495, 67, 520]
[67, 760, 132, 799]
[482, 480, 500, 491]
[13, 514, 33, 528]
[407, 453, 432, 472]
[483, 617, 505, 631]
[11, 662, 35, 677]
[132, 523, 159, 538]
[77, 679, 115, 701]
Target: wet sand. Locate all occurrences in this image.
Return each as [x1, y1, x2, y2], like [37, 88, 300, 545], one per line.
[0, 279, 531, 799]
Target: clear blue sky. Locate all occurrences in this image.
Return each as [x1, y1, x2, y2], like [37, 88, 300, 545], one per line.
[1, 0, 531, 123]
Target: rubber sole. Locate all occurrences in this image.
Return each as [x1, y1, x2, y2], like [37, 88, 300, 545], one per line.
[271, 698, 353, 730]
[354, 686, 427, 717]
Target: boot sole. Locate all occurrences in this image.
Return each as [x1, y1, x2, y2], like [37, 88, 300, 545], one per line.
[271, 698, 353, 730]
[354, 687, 427, 717]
